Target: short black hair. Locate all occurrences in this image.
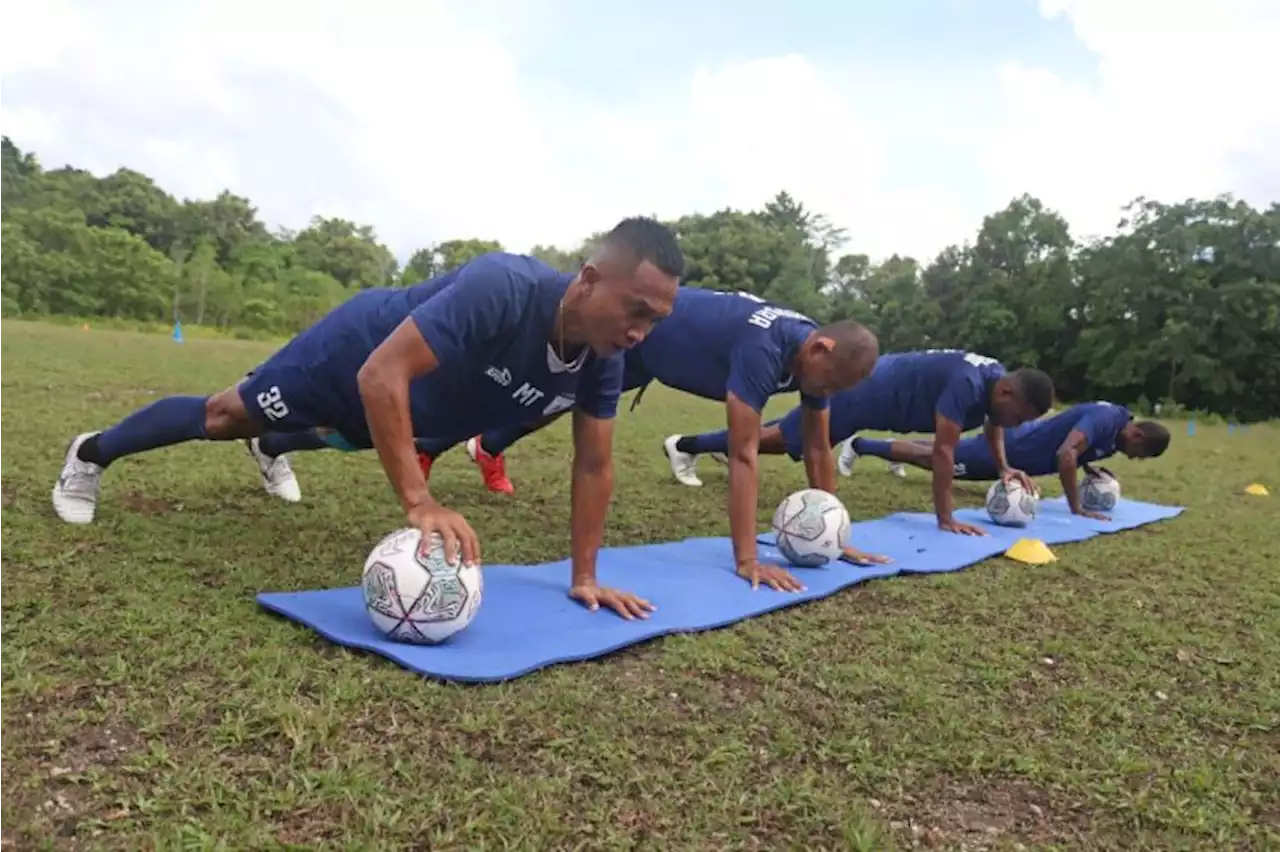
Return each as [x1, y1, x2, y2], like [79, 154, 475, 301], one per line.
[817, 319, 879, 364]
[1010, 367, 1055, 415]
[1135, 420, 1171, 456]
[597, 216, 685, 279]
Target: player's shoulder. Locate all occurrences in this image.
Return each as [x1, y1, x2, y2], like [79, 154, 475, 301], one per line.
[465, 251, 562, 285]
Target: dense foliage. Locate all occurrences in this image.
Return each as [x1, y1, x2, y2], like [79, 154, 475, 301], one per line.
[3, 137, 1278, 420]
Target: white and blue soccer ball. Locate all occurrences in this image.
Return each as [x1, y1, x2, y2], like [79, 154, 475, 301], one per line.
[985, 479, 1039, 527]
[361, 528, 483, 645]
[1081, 470, 1122, 512]
[771, 488, 851, 567]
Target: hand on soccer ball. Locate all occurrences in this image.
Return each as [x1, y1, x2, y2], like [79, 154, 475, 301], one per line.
[939, 517, 988, 536]
[737, 560, 806, 592]
[842, 545, 893, 565]
[406, 501, 481, 566]
[569, 583, 656, 620]
[1001, 467, 1039, 495]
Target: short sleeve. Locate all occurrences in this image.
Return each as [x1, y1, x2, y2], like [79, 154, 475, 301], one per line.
[726, 340, 785, 413]
[1076, 403, 1129, 448]
[575, 354, 625, 419]
[935, 368, 984, 425]
[409, 257, 527, 366]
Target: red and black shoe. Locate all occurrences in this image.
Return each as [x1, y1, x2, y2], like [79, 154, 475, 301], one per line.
[465, 436, 514, 494]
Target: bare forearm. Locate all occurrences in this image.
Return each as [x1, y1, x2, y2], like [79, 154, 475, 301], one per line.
[727, 457, 760, 567]
[570, 461, 613, 586]
[359, 370, 430, 511]
[931, 444, 957, 522]
[804, 443, 837, 493]
[985, 425, 1009, 471]
[1058, 453, 1081, 512]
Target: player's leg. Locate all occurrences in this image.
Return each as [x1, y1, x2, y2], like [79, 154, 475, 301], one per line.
[465, 415, 567, 494]
[52, 382, 267, 524]
[244, 428, 333, 503]
[665, 410, 806, 487]
[844, 437, 922, 478]
[662, 428, 729, 486]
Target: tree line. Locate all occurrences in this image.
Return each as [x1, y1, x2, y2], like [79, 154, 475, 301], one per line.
[3, 136, 1278, 421]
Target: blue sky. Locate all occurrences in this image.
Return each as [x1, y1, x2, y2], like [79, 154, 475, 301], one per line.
[2, 0, 1276, 263]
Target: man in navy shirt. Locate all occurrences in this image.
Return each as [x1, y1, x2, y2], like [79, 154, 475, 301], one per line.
[845, 402, 1171, 519]
[687, 349, 1055, 535]
[414, 287, 882, 591]
[51, 217, 683, 620]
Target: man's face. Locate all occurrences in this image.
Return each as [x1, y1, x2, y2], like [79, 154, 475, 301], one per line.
[990, 380, 1043, 428]
[576, 260, 677, 357]
[796, 339, 877, 399]
[1118, 422, 1152, 458]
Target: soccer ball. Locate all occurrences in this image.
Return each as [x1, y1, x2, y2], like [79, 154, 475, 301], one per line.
[985, 479, 1039, 527]
[1081, 470, 1121, 512]
[771, 488, 851, 567]
[361, 528, 483, 644]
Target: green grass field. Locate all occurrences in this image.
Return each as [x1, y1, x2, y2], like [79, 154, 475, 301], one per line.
[3, 320, 1279, 851]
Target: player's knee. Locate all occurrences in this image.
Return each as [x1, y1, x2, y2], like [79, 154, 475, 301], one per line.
[204, 389, 255, 440]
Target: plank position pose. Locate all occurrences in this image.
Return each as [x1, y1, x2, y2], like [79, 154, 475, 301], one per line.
[843, 401, 1171, 519]
[680, 349, 1056, 535]
[51, 217, 683, 620]
[414, 287, 884, 591]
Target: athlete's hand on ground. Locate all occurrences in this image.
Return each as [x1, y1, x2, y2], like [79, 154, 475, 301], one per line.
[1002, 467, 1038, 495]
[938, 517, 988, 536]
[737, 560, 806, 592]
[842, 546, 893, 565]
[407, 502, 481, 566]
[1074, 508, 1111, 521]
[569, 584, 655, 620]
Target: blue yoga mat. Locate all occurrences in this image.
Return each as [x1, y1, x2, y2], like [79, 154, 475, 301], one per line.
[257, 497, 1183, 684]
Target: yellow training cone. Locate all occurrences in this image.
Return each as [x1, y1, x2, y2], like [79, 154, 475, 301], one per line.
[1245, 483, 1270, 496]
[1005, 538, 1057, 565]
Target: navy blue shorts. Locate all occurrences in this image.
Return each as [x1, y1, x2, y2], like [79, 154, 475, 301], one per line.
[237, 344, 367, 447]
[773, 405, 849, 461]
[950, 437, 999, 480]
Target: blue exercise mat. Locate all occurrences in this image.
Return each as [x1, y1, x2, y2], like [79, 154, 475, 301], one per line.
[257, 497, 1183, 684]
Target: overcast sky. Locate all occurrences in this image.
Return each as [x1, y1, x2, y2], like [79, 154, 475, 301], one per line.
[2, 0, 1277, 263]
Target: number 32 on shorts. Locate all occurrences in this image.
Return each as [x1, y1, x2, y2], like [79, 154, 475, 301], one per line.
[256, 385, 291, 422]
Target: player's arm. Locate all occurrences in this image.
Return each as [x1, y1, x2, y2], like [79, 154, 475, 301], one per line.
[568, 411, 616, 586]
[1055, 428, 1091, 514]
[930, 413, 972, 533]
[358, 322, 442, 515]
[726, 347, 804, 591]
[799, 400, 836, 493]
[725, 392, 767, 571]
[358, 260, 519, 564]
[983, 418, 1011, 475]
[566, 356, 654, 619]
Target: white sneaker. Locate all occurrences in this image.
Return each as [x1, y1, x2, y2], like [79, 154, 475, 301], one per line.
[663, 434, 702, 487]
[837, 439, 858, 477]
[709, 452, 729, 465]
[52, 432, 104, 524]
[888, 463, 907, 478]
[246, 438, 302, 503]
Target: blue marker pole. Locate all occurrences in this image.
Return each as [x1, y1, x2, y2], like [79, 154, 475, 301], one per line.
[1187, 418, 1196, 436]
[173, 321, 184, 344]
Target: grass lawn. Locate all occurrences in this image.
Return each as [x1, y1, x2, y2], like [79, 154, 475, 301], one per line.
[3, 319, 1278, 851]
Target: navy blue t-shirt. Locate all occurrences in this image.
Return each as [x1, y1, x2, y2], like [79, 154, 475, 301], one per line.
[630, 288, 828, 413]
[828, 349, 1007, 436]
[994, 401, 1131, 474]
[276, 253, 623, 447]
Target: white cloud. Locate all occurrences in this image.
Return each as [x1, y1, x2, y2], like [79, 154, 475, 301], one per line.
[983, 0, 1280, 241]
[1, 0, 1277, 269]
